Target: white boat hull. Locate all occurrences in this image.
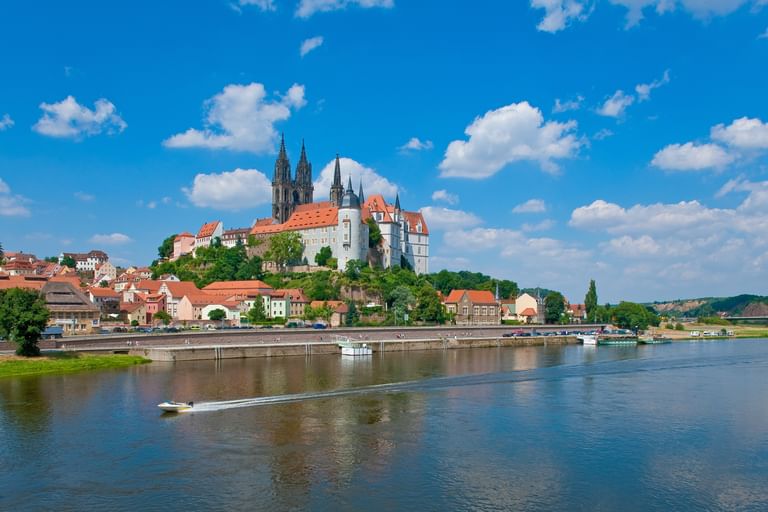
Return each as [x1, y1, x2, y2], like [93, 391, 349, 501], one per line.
[158, 402, 193, 413]
[340, 346, 372, 356]
[577, 334, 598, 345]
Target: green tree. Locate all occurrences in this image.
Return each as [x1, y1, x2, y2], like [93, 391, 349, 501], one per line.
[612, 301, 660, 331]
[247, 234, 262, 248]
[60, 255, 76, 268]
[247, 296, 267, 323]
[389, 285, 415, 324]
[208, 309, 226, 321]
[345, 301, 359, 326]
[154, 310, 172, 325]
[0, 288, 50, 356]
[366, 218, 382, 247]
[130, 319, 140, 327]
[412, 284, 446, 324]
[544, 292, 566, 324]
[99, 280, 109, 288]
[265, 232, 304, 272]
[345, 259, 366, 280]
[584, 279, 598, 322]
[314, 246, 333, 267]
[157, 234, 177, 260]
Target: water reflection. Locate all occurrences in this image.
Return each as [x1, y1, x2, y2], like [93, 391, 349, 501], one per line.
[1, 340, 767, 511]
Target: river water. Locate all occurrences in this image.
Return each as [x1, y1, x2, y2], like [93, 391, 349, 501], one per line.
[2, 340, 768, 511]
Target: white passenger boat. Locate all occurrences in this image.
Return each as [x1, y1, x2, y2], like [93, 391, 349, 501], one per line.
[576, 334, 598, 346]
[158, 401, 194, 413]
[336, 336, 373, 356]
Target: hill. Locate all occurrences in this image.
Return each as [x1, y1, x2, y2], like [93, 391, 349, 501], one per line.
[650, 294, 768, 318]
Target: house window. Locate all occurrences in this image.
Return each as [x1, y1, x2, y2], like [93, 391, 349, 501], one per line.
[490, 307, 495, 316]
[462, 306, 468, 315]
[482, 306, 487, 316]
[473, 306, 480, 316]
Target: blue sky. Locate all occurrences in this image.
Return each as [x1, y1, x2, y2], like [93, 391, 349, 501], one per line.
[1, 0, 767, 303]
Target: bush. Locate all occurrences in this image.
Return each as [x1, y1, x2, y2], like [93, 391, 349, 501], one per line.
[502, 319, 522, 325]
[665, 323, 675, 329]
[698, 316, 731, 325]
[675, 323, 684, 331]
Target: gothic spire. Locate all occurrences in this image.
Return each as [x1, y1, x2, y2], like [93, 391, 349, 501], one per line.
[333, 154, 342, 186]
[295, 138, 311, 183]
[273, 133, 291, 183]
[358, 179, 365, 204]
[394, 193, 401, 211]
[346, 175, 353, 192]
[329, 153, 344, 207]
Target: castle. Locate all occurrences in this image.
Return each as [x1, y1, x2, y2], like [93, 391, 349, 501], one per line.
[175, 136, 429, 274]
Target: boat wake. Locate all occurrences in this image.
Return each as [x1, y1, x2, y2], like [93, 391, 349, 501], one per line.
[186, 352, 767, 414]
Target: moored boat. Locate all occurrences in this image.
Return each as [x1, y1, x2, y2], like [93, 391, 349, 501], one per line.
[576, 334, 598, 345]
[598, 338, 638, 345]
[158, 401, 194, 413]
[336, 335, 373, 356]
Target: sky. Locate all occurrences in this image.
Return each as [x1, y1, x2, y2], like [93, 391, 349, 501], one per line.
[1, 0, 767, 303]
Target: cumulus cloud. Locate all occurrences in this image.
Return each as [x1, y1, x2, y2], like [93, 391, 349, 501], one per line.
[439, 101, 583, 178]
[609, 0, 763, 28]
[164, 82, 306, 153]
[89, 233, 133, 245]
[431, 189, 459, 205]
[553, 96, 584, 113]
[635, 69, 670, 101]
[183, 168, 272, 210]
[522, 219, 555, 232]
[399, 137, 433, 152]
[593, 128, 614, 140]
[300, 36, 324, 57]
[33, 96, 126, 139]
[512, 198, 547, 213]
[710, 117, 768, 150]
[0, 114, 13, 131]
[296, 0, 394, 18]
[531, 0, 588, 33]
[314, 157, 398, 199]
[0, 178, 30, 217]
[651, 142, 734, 171]
[597, 90, 635, 118]
[419, 206, 482, 231]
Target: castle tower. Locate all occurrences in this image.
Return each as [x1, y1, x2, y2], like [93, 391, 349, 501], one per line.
[329, 154, 344, 207]
[295, 139, 314, 204]
[272, 134, 293, 223]
[336, 176, 364, 271]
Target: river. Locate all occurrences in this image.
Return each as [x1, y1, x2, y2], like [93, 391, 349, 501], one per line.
[2, 339, 767, 511]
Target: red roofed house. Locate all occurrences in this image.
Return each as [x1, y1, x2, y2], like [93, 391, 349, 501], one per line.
[0, 260, 35, 276]
[89, 286, 121, 317]
[177, 294, 243, 326]
[513, 293, 540, 324]
[282, 288, 310, 318]
[172, 232, 195, 261]
[158, 281, 201, 318]
[135, 292, 166, 324]
[309, 300, 349, 328]
[195, 221, 224, 251]
[443, 290, 500, 326]
[568, 303, 587, 323]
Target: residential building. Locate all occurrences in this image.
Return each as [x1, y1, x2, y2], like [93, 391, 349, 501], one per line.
[443, 290, 500, 325]
[282, 288, 309, 318]
[42, 281, 101, 334]
[0, 260, 35, 276]
[267, 290, 291, 319]
[93, 261, 117, 285]
[195, 221, 224, 250]
[221, 227, 250, 248]
[513, 293, 539, 323]
[158, 281, 201, 318]
[135, 293, 166, 324]
[89, 287, 121, 317]
[121, 301, 147, 325]
[172, 232, 195, 260]
[177, 294, 242, 325]
[309, 300, 349, 328]
[60, 250, 109, 272]
[202, 280, 273, 299]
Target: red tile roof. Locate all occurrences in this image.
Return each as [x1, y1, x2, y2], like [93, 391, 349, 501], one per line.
[250, 205, 340, 235]
[0, 275, 48, 290]
[134, 280, 163, 293]
[197, 221, 221, 238]
[310, 300, 348, 313]
[280, 288, 309, 303]
[183, 293, 240, 308]
[520, 307, 537, 316]
[203, 280, 272, 292]
[160, 281, 200, 297]
[363, 194, 394, 222]
[175, 232, 194, 240]
[444, 289, 497, 304]
[402, 210, 429, 235]
[89, 287, 120, 298]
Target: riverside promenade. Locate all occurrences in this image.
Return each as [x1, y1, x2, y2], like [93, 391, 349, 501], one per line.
[35, 324, 607, 362]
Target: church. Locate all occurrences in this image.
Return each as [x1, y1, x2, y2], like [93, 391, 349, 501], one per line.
[180, 137, 429, 273]
[248, 136, 430, 274]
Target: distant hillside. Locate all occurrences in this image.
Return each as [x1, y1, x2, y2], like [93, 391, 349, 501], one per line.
[650, 294, 768, 317]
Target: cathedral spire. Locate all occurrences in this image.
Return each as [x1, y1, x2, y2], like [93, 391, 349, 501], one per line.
[394, 193, 401, 211]
[330, 153, 344, 207]
[273, 132, 291, 183]
[358, 179, 365, 205]
[346, 175, 353, 192]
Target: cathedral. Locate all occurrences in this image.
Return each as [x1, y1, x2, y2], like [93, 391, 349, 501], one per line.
[187, 136, 430, 274]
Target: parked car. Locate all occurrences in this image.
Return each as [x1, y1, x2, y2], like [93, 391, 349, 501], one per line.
[312, 323, 327, 329]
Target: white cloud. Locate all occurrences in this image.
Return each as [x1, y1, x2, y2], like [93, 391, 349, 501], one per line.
[512, 198, 547, 213]
[74, 191, 94, 202]
[300, 36, 324, 57]
[610, 0, 762, 28]
[635, 69, 670, 101]
[0, 178, 30, 217]
[439, 101, 583, 178]
[593, 128, 614, 140]
[419, 206, 482, 230]
[237, 0, 276, 10]
[164, 82, 306, 153]
[522, 219, 555, 232]
[531, 0, 588, 33]
[603, 235, 661, 257]
[399, 137, 434, 152]
[33, 96, 126, 139]
[710, 117, 768, 150]
[553, 95, 584, 113]
[89, 233, 133, 245]
[597, 90, 635, 118]
[760, 27, 768, 39]
[651, 142, 734, 171]
[296, 0, 394, 18]
[315, 157, 398, 200]
[183, 168, 272, 210]
[0, 114, 13, 131]
[431, 189, 459, 205]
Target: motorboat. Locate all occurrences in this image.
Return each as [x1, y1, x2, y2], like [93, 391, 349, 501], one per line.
[336, 336, 373, 356]
[158, 401, 194, 413]
[576, 334, 598, 346]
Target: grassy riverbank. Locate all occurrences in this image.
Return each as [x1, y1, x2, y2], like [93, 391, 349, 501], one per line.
[0, 352, 150, 379]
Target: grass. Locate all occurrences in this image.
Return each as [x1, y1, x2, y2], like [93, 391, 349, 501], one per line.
[0, 352, 150, 379]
